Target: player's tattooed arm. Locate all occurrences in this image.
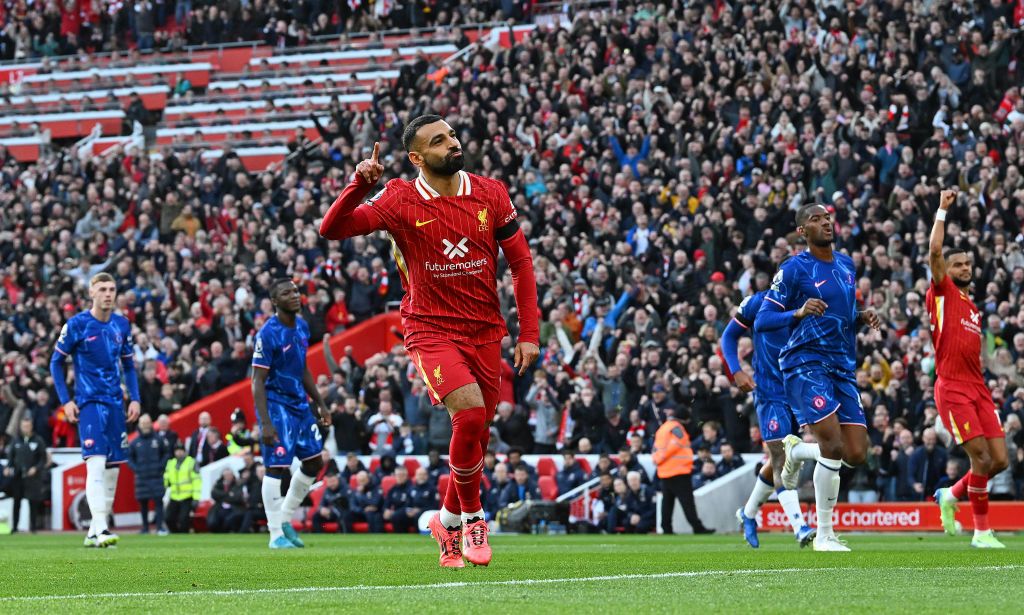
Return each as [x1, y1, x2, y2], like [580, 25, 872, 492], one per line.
[929, 189, 957, 284]
[302, 367, 332, 427]
[251, 367, 276, 446]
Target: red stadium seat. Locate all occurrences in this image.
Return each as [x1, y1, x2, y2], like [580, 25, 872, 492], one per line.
[381, 476, 397, 497]
[191, 499, 214, 532]
[537, 458, 557, 478]
[303, 483, 328, 531]
[538, 476, 558, 500]
[349, 475, 359, 490]
[369, 458, 381, 474]
[402, 458, 421, 475]
[577, 458, 593, 475]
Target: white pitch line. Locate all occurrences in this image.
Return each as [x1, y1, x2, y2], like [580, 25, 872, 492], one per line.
[2, 565, 1021, 603]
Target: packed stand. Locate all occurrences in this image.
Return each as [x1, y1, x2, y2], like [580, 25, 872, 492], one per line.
[1, 1, 1023, 536]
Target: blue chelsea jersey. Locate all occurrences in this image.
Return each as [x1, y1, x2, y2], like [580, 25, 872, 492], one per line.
[759, 251, 859, 372]
[54, 311, 134, 404]
[252, 315, 311, 411]
[734, 291, 789, 403]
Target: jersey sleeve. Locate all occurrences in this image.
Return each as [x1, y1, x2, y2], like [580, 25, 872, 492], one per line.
[251, 327, 274, 370]
[733, 293, 761, 329]
[54, 319, 79, 356]
[492, 181, 520, 241]
[319, 175, 393, 240]
[763, 261, 798, 311]
[120, 319, 135, 358]
[929, 272, 957, 298]
[755, 261, 800, 332]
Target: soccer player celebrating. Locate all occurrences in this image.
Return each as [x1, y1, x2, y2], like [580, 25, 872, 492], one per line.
[251, 279, 332, 550]
[50, 273, 141, 548]
[319, 116, 540, 568]
[928, 189, 1008, 549]
[756, 204, 881, 552]
[720, 286, 816, 548]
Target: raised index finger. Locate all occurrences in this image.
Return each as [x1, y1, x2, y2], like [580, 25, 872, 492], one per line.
[370, 141, 380, 162]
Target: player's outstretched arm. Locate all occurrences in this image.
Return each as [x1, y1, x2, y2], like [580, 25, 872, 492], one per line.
[49, 350, 78, 422]
[251, 367, 276, 446]
[498, 224, 540, 375]
[319, 141, 386, 240]
[719, 319, 754, 392]
[302, 367, 331, 427]
[929, 189, 957, 284]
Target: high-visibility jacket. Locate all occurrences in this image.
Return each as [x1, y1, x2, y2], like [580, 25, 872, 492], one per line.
[164, 455, 201, 501]
[652, 419, 694, 478]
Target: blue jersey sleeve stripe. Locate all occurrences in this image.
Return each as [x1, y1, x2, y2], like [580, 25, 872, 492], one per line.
[54, 346, 70, 356]
[252, 363, 271, 370]
[765, 296, 786, 308]
[731, 317, 749, 330]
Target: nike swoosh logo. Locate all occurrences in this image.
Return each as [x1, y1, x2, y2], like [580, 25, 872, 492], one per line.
[814, 280, 828, 288]
[415, 219, 436, 227]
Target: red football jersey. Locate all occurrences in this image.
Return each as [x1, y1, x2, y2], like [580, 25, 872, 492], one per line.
[926, 274, 984, 383]
[357, 170, 519, 346]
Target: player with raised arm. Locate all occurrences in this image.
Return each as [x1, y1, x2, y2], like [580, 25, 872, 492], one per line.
[251, 279, 332, 550]
[720, 283, 816, 548]
[319, 116, 540, 568]
[755, 204, 881, 552]
[49, 272, 141, 548]
[928, 189, 1008, 549]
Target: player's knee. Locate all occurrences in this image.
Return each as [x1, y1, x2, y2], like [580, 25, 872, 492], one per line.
[301, 457, 324, 476]
[844, 449, 866, 466]
[972, 452, 992, 476]
[451, 405, 488, 439]
[989, 454, 1008, 477]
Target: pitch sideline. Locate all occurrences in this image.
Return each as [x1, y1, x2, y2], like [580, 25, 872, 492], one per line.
[2, 565, 1022, 602]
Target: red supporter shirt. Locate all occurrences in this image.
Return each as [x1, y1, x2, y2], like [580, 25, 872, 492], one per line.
[330, 170, 530, 348]
[925, 274, 984, 383]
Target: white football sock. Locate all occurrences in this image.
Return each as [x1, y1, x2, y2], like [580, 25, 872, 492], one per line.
[104, 465, 120, 514]
[280, 470, 316, 523]
[743, 475, 774, 519]
[440, 506, 462, 530]
[814, 458, 842, 537]
[262, 475, 284, 541]
[777, 488, 805, 534]
[792, 442, 821, 462]
[85, 456, 108, 535]
[461, 509, 485, 525]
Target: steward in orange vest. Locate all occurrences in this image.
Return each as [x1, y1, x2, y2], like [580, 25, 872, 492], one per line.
[652, 410, 714, 535]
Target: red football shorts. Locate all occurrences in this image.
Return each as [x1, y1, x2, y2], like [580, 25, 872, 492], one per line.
[934, 377, 1004, 444]
[407, 337, 502, 419]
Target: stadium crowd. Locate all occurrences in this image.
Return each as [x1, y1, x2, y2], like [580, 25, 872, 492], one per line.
[4, 0, 1024, 534]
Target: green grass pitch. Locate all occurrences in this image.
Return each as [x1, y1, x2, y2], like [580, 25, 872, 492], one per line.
[0, 533, 1021, 613]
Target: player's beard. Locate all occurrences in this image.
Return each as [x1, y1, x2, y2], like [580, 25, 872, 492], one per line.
[426, 151, 465, 176]
[952, 274, 972, 288]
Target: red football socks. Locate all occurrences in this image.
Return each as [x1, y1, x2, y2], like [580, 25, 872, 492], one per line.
[950, 472, 969, 500]
[447, 406, 487, 516]
[967, 472, 990, 531]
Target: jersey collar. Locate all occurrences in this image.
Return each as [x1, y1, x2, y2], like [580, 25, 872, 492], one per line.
[414, 170, 471, 200]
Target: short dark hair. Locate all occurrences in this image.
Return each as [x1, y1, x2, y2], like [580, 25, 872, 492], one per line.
[402, 114, 444, 151]
[796, 203, 827, 226]
[270, 277, 295, 298]
[943, 247, 969, 261]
